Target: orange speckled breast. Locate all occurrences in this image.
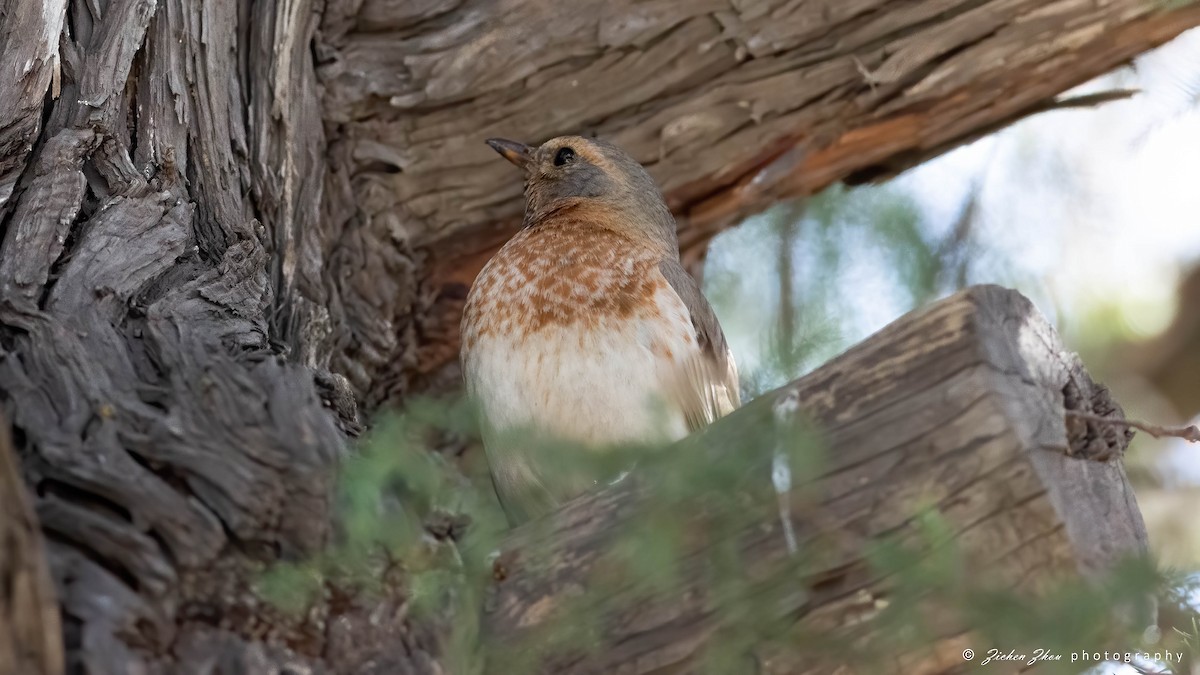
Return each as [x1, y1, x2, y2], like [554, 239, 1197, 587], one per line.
[460, 220, 699, 441]
[461, 224, 667, 350]
[460, 219, 703, 522]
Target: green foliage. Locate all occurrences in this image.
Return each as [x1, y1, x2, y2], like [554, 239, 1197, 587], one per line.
[256, 391, 1200, 674]
[806, 184, 939, 306]
[255, 561, 323, 615]
[254, 177, 1200, 672]
[249, 396, 508, 673]
[708, 183, 981, 399]
[856, 510, 1165, 674]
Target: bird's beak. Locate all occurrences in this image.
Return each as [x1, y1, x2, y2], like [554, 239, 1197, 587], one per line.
[486, 138, 533, 171]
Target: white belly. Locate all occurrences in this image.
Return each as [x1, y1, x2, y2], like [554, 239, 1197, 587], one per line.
[459, 226, 709, 522]
[464, 311, 693, 448]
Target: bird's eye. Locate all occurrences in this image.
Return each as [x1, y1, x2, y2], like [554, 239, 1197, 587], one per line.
[553, 147, 576, 166]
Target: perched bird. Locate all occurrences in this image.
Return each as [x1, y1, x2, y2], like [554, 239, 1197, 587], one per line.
[461, 135, 740, 525]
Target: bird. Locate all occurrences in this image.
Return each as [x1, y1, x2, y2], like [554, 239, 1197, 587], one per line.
[460, 135, 740, 525]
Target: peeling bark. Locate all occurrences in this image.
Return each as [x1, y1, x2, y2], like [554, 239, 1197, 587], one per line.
[0, 0, 369, 672]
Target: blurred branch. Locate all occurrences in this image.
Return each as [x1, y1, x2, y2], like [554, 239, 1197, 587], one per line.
[934, 184, 980, 291]
[933, 138, 1004, 293]
[775, 200, 806, 376]
[1122, 265, 1200, 419]
[1044, 89, 1141, 110]
[1066, 410, 1200, 443]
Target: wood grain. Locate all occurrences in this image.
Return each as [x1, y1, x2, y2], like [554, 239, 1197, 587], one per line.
[485, 285, 1148, 674]
[343, 0, 1200, 393]
[0, 414, 63, 675]
[0, 0, 1182, 670]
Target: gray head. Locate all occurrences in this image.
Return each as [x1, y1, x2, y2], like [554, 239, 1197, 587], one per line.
[485, 135, 678, 251]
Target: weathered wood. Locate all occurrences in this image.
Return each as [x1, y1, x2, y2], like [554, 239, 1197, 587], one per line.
[0, 0, 1183, 670]
[0, 414, 63, 675]
[0, 0, 370, 673]
[485, 285, 1149, 674]
[0, 0, 67, 210]
[325, 0, 1200, 392]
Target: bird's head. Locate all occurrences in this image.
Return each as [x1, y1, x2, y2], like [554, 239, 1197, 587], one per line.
[485, 135, 677, 251]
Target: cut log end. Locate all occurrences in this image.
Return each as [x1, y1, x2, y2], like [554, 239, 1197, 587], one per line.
[484, 285, 1150, 674]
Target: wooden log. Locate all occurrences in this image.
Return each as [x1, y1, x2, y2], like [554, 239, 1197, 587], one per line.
[0, 414, 63, 675]
[4, 0, 1186, 666]
[484, 285, 1150, 674]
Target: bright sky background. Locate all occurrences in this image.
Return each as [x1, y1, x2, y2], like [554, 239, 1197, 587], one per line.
[707, 25, 1200, 425]
[901, 28, 1200, 332]
[703, 28, 1200, 673]
[906, 30, 1200, 491]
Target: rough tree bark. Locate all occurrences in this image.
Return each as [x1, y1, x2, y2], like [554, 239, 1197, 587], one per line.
[485, 285, 1148, 674]
[0, 0, 1191, 673]
[0, 416, 63, 675]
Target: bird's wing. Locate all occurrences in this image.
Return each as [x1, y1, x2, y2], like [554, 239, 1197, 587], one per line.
[658, 259, 741, 431]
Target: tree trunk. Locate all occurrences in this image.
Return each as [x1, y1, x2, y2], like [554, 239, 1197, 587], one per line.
[484, 285, 1149, 674]
[0, 0, 1190, 672]
[0, 415, 63, 675]
[1126, 264, 1200, 420]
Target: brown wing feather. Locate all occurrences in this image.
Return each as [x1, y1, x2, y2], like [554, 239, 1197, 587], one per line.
[658, 259, 741, 431]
